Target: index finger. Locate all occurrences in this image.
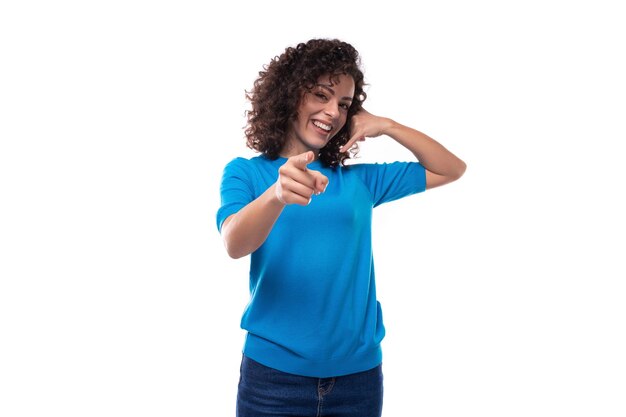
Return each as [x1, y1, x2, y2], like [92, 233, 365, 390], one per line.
[340, 134, 362, 153]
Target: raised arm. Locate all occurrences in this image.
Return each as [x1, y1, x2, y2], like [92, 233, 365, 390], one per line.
[341, 109, 466, 189]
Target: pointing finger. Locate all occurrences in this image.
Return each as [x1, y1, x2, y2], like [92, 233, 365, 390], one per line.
[340, 134, 363, 153]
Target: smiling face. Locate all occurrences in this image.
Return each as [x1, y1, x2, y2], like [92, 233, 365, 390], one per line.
[281, 73, 355, 158]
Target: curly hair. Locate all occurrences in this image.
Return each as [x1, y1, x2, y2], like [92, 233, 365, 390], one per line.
[244, 38, 367, 167]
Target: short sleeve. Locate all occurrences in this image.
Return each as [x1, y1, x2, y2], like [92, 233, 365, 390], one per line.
[351, 161, 426, 207]
[216, 158, 256, 232]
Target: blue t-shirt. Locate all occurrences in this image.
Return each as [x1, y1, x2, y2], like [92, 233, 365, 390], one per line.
[216, 155, 426, 377]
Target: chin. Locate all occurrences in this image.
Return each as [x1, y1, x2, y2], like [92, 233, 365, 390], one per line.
[311, 138, 331, 150]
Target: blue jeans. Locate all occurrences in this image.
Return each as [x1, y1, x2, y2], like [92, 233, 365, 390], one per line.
[236, 355, 383, 417]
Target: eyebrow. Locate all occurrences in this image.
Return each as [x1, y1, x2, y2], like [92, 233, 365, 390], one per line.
[317, 83, 353, 102]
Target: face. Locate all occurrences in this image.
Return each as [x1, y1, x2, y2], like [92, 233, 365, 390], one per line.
[282, 73, 355, 158]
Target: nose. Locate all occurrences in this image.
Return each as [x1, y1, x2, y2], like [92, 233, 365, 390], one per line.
[324, 100, 340, 119]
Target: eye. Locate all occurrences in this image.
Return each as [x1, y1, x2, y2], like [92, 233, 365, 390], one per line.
[314, 90, 328, 101]
[339, 103, 350, 111]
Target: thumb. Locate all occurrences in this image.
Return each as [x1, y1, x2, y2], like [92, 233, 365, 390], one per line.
[290, 151, 314, 171]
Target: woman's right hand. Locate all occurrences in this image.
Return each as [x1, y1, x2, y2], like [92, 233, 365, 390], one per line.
[221, 151, 329, 258]
[275, 151, 328, 206]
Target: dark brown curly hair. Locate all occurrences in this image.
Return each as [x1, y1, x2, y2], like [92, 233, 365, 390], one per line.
[244, 38, 367, 167]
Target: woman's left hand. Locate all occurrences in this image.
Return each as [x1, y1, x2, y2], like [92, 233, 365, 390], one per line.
[340, 109, 393, 153]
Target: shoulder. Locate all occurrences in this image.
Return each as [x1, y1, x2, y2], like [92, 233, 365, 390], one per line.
[345, 160, 417, 175]
[348, 160, 425, 171]
[221, 155, 286, 189]
[223, 155, 262, 168]
[347, 160, 426, 189]
[223, 155, 271, 173]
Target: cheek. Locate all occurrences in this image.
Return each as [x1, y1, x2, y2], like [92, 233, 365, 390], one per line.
[293, 112, 307, 129]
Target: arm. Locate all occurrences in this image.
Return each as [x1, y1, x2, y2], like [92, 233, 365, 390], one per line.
[341, 109, 466, 189]
[221, 151, 328, 259]
[221, 184, 285, 259]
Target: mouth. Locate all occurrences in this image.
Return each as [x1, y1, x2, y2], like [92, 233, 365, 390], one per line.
[312, 120, 333, 135]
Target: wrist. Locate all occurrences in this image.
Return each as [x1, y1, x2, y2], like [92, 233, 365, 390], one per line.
[270, 184, 288, 207]
[380, 117, 398, 136]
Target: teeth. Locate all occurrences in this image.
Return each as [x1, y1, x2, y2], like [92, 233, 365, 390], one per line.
[313, 121, 332, 131]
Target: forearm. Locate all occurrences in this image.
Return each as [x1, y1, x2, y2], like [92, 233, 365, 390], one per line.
[384, 119, 466, 179]
[221, 184, 285, 259]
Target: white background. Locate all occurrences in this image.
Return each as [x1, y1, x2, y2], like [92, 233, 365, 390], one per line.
[1, 0, 625, 416]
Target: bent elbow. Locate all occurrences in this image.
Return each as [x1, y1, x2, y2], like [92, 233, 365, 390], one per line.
[220, 216, 247, 259]
[227, 250, 247, 260]
[453, 160, 467, 181]
[425, 160, 467, 189]
[223, 239, 248, 259]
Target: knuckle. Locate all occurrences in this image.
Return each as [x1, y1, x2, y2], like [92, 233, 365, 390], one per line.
[278, 178, 289, 189]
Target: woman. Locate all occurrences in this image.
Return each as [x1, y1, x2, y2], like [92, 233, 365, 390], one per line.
[217, 38, 466, 417]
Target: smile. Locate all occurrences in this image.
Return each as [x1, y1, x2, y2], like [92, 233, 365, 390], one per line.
[312, 120, 332, 132]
